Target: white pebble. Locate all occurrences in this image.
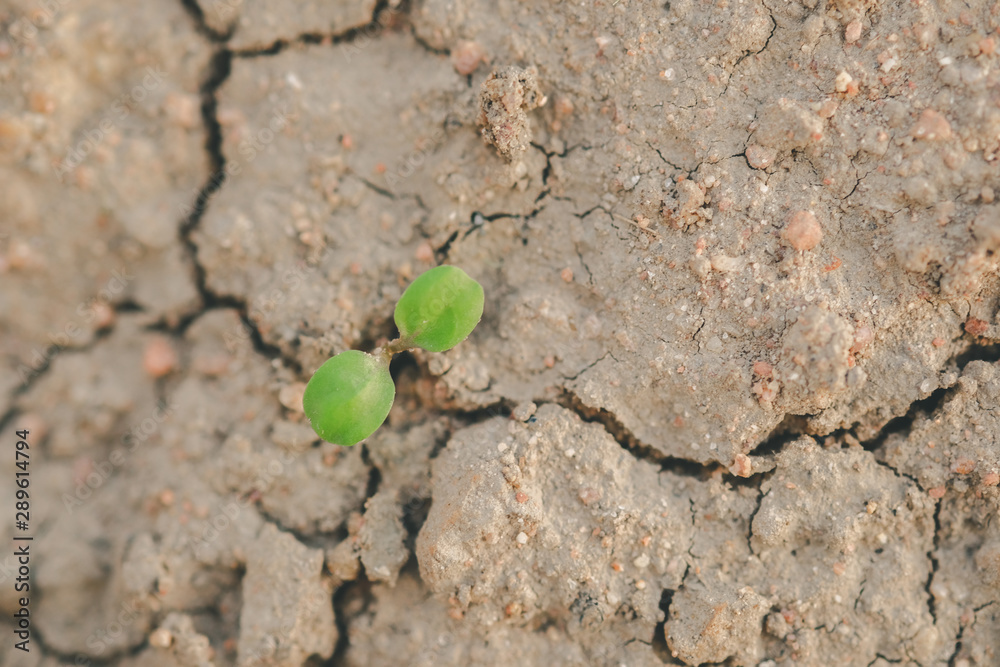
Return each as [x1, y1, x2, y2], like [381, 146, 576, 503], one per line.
[516, 531, 528, 544]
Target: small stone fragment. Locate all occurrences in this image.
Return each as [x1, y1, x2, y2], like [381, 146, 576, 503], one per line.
[845, 20, 863, 44]
[278, 382, 307, 413]
[965, 317, 989, 337]
[710, 254, 741, 273]
[834, 71, 853, 93]
[149, 627, 173, 648]
[415, 241, 434, 263]
[952, 458, 976, 475]
[729, 453, 752, 477]
[512, 401, 537, 421]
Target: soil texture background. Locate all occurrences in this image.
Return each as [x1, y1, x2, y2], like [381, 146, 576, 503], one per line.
[2, 0, 1000, 665]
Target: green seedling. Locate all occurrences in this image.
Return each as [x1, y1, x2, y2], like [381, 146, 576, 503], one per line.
[304, 265, 484, 446]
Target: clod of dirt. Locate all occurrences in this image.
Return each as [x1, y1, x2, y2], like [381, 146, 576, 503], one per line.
[753, 98, 824, 152]
[749, 438, 940, 663]
[878, 360, 1000, 491]
[147, 612, 216, 665]
[417, 404, 692, 631]
[343, 573, 640, 667]
[775, 306, 855, 410]
[781, 210, 823, 251]
[745, 144, 776, 170]
[477, 66, 544, 161]
[359, 490, 409, 586]
[666, 583, 769, 665]
[666, 179, 707, 228]
[238, 524, 336, 666]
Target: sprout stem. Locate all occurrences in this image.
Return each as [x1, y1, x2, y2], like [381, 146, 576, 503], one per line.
[374, 336, 415, 366]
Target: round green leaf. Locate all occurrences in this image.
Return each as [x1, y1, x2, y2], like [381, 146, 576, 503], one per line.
[394, 265, 485, 352]
[303, 350, 395, 446]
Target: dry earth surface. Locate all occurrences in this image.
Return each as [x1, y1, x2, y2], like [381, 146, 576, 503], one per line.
[2, 0, 1000, 665]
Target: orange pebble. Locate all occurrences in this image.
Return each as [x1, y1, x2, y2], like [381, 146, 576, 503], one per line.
[782, 210, 823, 251]
[143, 337, 178, 378]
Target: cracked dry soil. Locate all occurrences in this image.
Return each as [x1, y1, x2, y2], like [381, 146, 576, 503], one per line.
[2, 0, 1000, 665]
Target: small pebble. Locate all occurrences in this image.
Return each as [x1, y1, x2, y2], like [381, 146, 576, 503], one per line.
[149, 628, 173, 648]
[92, 302, 116, 330]
[278, 383, 307, 413]
[729, 453, 752, 478]
[578, 487, 602, 505]
[560, 267, 574, 283]
[512, 401, 537, 421]
[844, 20, 863, 44]
[834, 71, 853, 93]
[452, 40, 487, 75]
[415, 241, 434, 263]
[515, 531, 528, 544]
[143, 337, 178, 378]
[952, 458, 976, 475]
[965, 317, 989, 337]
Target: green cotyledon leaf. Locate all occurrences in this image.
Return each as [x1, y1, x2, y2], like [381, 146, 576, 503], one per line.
[303, 350, 394, 446]
[394, 265, 485, 353]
